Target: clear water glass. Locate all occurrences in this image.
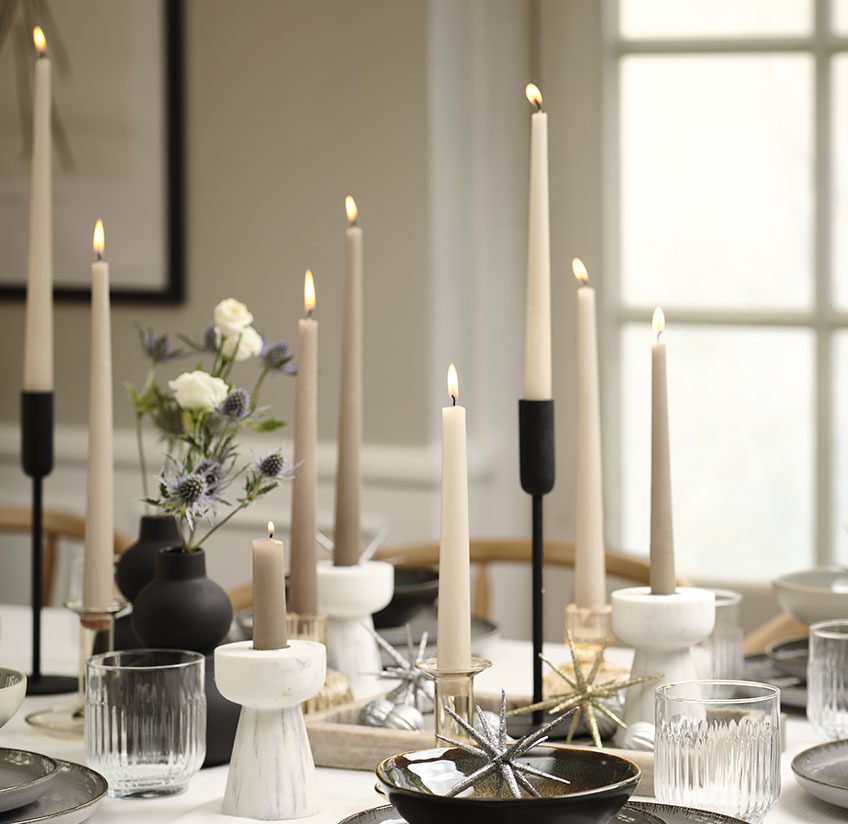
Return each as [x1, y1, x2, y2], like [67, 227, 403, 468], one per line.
[808, 619, 848, 739]
[655, 681, 781, 822]
[693, 589, 744, 679]
[85, 649, 206, 798]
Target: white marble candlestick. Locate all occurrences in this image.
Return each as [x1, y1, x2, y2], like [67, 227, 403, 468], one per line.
[315, 559, 394, 698]
[611, 586, 715, 729]
[215, 639, 325, 820]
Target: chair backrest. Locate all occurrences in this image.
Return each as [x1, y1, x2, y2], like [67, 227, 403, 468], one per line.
[0, 506, 133, 605]
[373, 537, 684, 620]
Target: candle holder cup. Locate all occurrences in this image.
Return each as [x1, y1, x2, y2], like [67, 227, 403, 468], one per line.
[315, 559, 394, 698]
[25, 599, 123, 737]
[611, 586, 715, 729]
[564, 603, 614, 661]
[286, 611, 354, 713]
[215, 639, 325, 820]
[417, 657, 492, 745]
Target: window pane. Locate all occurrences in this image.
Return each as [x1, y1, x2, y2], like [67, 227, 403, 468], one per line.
[620, 0, 812, 38]
[834, 56, 848, 309]
[620, 56, 813, 310]
[834, 333, 848, 563]
[835, 0, 848, 34]
[620, 325, 814, 579]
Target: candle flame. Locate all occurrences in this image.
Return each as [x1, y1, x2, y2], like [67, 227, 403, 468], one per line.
[653, 306, 665, 339]
[267, 520, 275, 537]
[572, 257, 588, 284]
[447, 364, 458, 402]
[345, 195, 358, 224]
[93, 220, 105, 257]
[33, 27, 46, 55]
[525, 83, 542, 109]
[304, 269, 315, 314]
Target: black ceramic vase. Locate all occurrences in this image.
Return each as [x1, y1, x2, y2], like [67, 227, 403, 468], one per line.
[115, 515, 182, 602]
[132, 547, 239, 767]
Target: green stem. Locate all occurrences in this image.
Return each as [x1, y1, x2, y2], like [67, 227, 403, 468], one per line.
[136, 414, 149, 504]
[250, 368, 270, 409]
[192, 501, 249, 549]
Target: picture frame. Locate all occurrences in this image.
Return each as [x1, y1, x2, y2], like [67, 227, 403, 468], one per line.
[0, 0, 184, 304]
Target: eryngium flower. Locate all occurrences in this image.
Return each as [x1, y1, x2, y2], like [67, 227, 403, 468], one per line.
[139, 328, 185, 363]
[262, 341, 296, 374]
[220, 388, 249, 419]
[257, 451, 286, 479]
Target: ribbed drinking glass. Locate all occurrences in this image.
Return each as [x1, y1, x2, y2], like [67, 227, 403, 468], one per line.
[808, 619, 848, 739]
[85, 649, 206, 798]
[655, 681, 780, 822]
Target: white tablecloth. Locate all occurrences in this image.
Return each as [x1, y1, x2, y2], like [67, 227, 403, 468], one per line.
[0, 605, 842, 823]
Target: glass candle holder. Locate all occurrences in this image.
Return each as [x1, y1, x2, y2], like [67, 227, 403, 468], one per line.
[808, 619, 848, 740]
[655, 680, 780, 822]
[417, 657, 491, 745]
[85, 649, 206, 798]
[693, 589, 744, 680]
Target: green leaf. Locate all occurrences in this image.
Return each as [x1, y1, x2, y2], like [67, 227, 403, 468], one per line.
[245, 419, 287, 433]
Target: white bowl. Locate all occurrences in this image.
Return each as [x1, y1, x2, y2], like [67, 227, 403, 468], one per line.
[773, 568, 848, 626]
[0, 669, 26, 728]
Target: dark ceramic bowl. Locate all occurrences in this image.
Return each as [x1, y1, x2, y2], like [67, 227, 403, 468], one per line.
[373, 568, 439, 629]
[376, 745, 641, 824]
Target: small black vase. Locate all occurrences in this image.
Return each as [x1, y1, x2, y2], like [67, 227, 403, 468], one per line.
[115, 515, 182, 602]
[132, 547, 239, 766]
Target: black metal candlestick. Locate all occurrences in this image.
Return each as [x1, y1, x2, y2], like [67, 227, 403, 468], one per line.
[518, 399, 555, 727]
[21, 391, 76, 695]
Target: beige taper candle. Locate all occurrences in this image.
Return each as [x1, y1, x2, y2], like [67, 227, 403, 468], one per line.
[252, 521, 288, 649]
[333, 197, 363, 566]
[650, 307, 676, 594]
[23, 28, 53, 392]
[573, 258, 606, 610]
[82, 221, 114, 609]
[288, 271, 318, 615]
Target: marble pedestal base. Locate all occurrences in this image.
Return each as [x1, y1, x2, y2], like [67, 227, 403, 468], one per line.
[215, 640, 325, 820]
[316, 560, 394, 698]
[611, 586, 715, 728]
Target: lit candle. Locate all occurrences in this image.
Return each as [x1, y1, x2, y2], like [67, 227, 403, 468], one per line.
[436, 365, 471, 670]
[650, 307, 675, 595]
[333, 196, 363, 567]
[573, 258, 606, 609]
[23, 27, 52, 392]
[523, 83, 551, 401]
[252, 521, 288, 650]
[82, 220, 114, 609]
[288, 270, 318, 615]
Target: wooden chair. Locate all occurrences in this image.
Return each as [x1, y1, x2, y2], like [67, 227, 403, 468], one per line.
[0, 506, 133, 605]
[373, 538, 679, 620]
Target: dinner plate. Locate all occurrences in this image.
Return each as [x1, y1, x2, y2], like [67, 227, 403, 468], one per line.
[765, 638, 808, 680]
[742, 654, 807, 710]
[0, 759, 107, 824]
[791, 738, 848, 810]
[0, 750, 58, 814]
[338, 801, 748, 824]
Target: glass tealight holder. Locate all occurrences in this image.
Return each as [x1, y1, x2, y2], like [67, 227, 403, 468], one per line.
[417, 657, 492, 745]
[808, 619, 848, 740]
[286, 611, 353, 713]
[693, 589, 744, 680]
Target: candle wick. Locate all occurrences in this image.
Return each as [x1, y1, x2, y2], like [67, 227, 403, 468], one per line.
[656, 329, 663, 343]
[95, 252, 103, 262]
[306, 309, 313, 320]
[451, 395, 456, 406]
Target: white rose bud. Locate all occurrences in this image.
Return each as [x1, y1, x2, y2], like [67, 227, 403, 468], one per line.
[213, 298, 254, 337]
[169, 370, 229, 412]
[215, 325, 263, 362]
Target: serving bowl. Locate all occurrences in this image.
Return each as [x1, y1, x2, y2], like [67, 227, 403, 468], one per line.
[376, 745, 641, 824]
[773, 568, 848, 625]
[0, 669, 26, 728]
[373, 568, 439, 629]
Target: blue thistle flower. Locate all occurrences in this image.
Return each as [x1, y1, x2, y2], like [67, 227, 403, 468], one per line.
[139, 328, 185, 364]
[257, 451, 288, 479]
[261, 341, 296, 374]
[220, 388, 249, 419]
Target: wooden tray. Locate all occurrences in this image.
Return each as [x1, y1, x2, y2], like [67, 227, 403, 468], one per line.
[305, 692, 654, 797]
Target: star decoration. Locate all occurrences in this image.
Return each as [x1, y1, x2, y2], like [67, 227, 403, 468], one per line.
[364, 623, 434, 711]
[436, 691, 574, 799]
[508, 631, 662, 748]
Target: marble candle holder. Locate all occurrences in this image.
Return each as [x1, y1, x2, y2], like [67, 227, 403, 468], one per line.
[215, 639, 325, 820]
[611, 587, 715, 730]
[316, 559, 394, 697]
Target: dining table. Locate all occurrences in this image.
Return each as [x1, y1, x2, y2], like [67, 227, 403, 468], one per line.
[0, 603, 842, 824]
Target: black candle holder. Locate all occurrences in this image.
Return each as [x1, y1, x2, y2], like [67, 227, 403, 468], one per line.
[21, 391, 76, 696]
[518, 398, 555, 727]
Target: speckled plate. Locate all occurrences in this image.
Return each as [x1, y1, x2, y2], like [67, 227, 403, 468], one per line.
[792, 738, 848, 810]
[0, 759, 107, 824]
[0, 749, 57, 814]
[339, 801, 749, 824]
[765, 638, 808, 680]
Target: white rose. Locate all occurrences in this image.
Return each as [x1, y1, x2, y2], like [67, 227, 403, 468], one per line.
[213, 298, 254, 336]
[215, 325, 263, 362]
[169, 370, 229, 412]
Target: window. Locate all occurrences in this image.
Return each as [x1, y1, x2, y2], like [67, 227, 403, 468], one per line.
[610, 0, 848, 578]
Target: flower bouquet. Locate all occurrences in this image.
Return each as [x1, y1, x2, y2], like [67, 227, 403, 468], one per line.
[127, 298, 296, 551]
